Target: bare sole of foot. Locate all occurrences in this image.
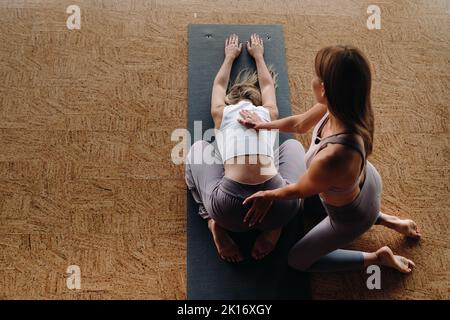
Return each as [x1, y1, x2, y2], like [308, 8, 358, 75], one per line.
[377, 246, 415, 273]
[396, 219, 422, 239]
[252, 228, 282, 260]
[208, 219, 244, 263]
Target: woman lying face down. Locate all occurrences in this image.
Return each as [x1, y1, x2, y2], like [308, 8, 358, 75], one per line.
[185, 33, 306, 262]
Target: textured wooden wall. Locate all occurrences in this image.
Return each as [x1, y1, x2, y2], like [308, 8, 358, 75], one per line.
[0, 0, 448, 299]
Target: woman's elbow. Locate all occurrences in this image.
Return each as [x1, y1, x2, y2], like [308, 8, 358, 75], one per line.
[270, 109, 279, 121]
[288, 250, 312, 271]
[293, 119, 308, 134]
[293, 124, 306, 134]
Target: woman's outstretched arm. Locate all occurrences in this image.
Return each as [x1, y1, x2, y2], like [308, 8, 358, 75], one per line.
[211, 34, 242, 128]
[239, 102, 327, 133]
[247, 33, 278, 120]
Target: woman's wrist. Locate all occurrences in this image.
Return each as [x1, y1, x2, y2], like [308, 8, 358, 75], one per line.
[264, 189, 278, 200]
[254, 122, 266, 130]
[256, 118, 274, 130]
[253, 54, 264, 62]
[224, 55, 236, 63]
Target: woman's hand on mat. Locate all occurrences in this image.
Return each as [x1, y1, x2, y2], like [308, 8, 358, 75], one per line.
[247, 33, 264, 59]
[238, 109, 264, 129]
[224, 33, 242, 59]
[243, 191, 274, 227]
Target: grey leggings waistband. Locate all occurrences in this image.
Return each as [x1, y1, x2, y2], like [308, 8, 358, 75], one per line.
[219, 174, 285, 200]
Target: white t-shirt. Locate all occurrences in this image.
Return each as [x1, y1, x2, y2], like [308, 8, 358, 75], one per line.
[215, 100, 276, 163]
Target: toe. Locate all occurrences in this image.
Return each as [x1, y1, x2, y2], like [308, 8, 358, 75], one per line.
[255, 250, 269, 260]
[398, 257, 412, 273]
[409, 221, 422, 237]
[254, 251, 263, 260]
[252, 246, 261, 259]
[237, 252, 244, 262]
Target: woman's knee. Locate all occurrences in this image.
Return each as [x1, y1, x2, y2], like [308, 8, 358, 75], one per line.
[282, 139, 305, 154]
[287, 245, 313, 271]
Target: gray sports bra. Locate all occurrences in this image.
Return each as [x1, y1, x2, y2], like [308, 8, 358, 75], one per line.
[304, 113, 366, 195]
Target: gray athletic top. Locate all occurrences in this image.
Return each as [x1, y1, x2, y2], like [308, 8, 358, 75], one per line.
[304, 112, 366, 196]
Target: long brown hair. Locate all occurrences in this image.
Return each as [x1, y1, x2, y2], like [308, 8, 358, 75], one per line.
[315, 45, 374, 156]
[225, 66, 278, 106]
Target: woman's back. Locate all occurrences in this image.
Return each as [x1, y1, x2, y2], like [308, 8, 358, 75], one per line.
[216, 99, 278, 184]
[305, 112, 367, 207]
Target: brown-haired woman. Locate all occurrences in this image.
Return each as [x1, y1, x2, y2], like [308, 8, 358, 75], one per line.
[185, 34, 307, 262]
[240, 45, 421, 273]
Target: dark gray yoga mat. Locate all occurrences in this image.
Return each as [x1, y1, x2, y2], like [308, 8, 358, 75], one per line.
[187, 24, 310, 300]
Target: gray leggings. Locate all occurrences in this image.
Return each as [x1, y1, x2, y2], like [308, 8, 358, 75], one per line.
[287, 161, 382, 272]
[185, 139, 306, 232]
[186, 139, 383, 272]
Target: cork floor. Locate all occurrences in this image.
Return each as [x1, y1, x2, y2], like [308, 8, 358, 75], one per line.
[0, 0, 448, 299]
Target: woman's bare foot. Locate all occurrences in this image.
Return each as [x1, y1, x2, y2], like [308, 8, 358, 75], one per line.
[394, 219, 421, 239]
[376, 246, 415, 273]
[378, 212, 421, 239]
[251, 228, 282, 260]
[208, 219, 244, 263]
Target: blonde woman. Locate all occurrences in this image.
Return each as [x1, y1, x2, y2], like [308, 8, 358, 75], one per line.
[185, 33, 306, 262]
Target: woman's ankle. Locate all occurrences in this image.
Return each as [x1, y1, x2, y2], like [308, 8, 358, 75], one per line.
[363, 251, 380, 267]
[379, 213, 400, 229]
